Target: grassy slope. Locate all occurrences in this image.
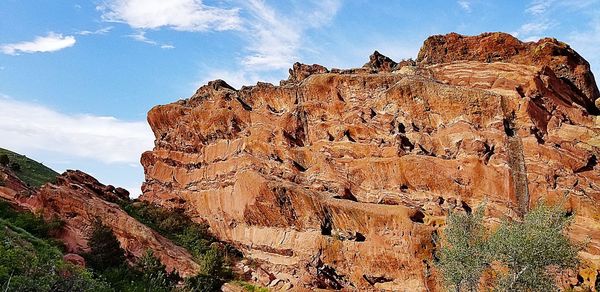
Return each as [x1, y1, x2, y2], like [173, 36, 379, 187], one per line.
[0, 147, 59, 188]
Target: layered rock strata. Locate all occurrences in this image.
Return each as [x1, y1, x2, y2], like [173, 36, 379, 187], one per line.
[140, 32, 600, 290]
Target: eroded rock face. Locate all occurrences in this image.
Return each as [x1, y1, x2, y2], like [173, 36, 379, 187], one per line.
[0, 169, 200, 277]
[141, 33, 600, 290]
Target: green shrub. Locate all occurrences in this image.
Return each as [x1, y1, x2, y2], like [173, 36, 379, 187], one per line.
[9, 162, 20, 172]
[437, 203, 580, 291]
[436, 206, 490, 292]
[0, 154, 9, 166]
[84, 219, 126, 272]
[0, 219, 110, 292]
[488, 204, 579, 291]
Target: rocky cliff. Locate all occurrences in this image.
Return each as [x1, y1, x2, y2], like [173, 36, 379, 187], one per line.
[140, 32, 600, 290]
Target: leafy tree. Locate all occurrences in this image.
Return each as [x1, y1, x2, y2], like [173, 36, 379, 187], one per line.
[436, 206, 490, 292]
[85, 219, 126, 272]
[134, 250, 179, 291]
[0, 154, 9, 166]
[436, 203, 580, 292]
[488, 204, 579, 291]
[9, 162, 20, 172]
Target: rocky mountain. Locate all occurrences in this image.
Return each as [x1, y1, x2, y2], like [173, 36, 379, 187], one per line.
[140, 32, 600, 290]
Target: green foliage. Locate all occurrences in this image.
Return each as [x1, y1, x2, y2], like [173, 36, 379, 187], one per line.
[488, 204, 579, 291]
[123, 202, 216, 260]
[437, 203, 580, 292]
[436, 207, 490, 292]
[0, 200, 64, 243]
[85, 219, 126, 272]
[0, 147, 59, 187]
[134, 250, 180, 291]
[232, 280, 270, 292]
[9, 162, 20, 172]
[0, 219, 110, 292]
[0, 154, 8, 166]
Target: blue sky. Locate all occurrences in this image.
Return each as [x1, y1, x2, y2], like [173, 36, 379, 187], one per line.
[1, 0, 599, 195]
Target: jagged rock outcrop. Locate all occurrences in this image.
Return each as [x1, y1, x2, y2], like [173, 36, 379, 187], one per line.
[141, 32, 600, 290]
[0, 169, 200, 277]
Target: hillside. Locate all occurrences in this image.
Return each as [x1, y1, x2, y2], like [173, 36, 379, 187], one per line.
[0, 147, 58, 188]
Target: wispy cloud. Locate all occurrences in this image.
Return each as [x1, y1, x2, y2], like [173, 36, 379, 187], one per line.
[98, 0, 242, 32]
[525, 0, 555, 15]
[128, 31, 175, 49]
[77, 26, 113, 35]
[1, 33, 76, 55]
[240, 0, 341, 71]
[457, 0, 472, 12]
[0, 95, 154, 164]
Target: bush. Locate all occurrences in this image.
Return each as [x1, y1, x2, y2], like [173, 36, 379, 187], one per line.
[84, 219, 126, 272]
[9, 162, 20, 172]
[0, 154, 9, 166]
[436, 203, 579, 291]
[436, 206, 490, 292]
[134, 250, 180, 291]
[0, 219, 110, 292]
[488, 204, 579, 291]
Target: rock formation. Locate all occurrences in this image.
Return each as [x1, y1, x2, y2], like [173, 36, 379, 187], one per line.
[140, 32, 600, 290]
[0, 169, 200, 277]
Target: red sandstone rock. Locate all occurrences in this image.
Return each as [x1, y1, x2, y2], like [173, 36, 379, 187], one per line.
[140, 33, 600, 291]
[0, 169, 200, 277]
[417, 32, 600, 114]
[63, 253, 86, 267]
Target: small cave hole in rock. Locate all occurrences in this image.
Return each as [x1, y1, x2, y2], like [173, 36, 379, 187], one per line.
[437, 196, 445, 205]
[327, 132, 335, 141]
[354, 232, 366, 242]
[482, 143, 495, 165]
[344, 130, 356, 142]
[370, 108, 377, 119]
[565, 209, 574, 218]
[410, 209, 425, 223]
[575, 155, 597, 173]
[530, 126, 545, 144]
[461, 201, 472, 214]
[398, 122, 406, 134]
[321, 211, 333, 236]
[292, 160, 307, 172]
[399, 135, 414, 152]
[236, 96, 253, 111]
[400, 184, 409, 192]
[411, 122, 420, 132]
[363, 275, 392, 286]
[270, 154, 283, 163]
[336, 91, 345, 102]
[503, 118, 515, 137]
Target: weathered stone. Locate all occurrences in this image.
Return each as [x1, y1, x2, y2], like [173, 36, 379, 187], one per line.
[140, 33, 600, 291]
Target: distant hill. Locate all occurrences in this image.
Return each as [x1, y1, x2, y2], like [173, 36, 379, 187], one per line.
[0, 147, 58, 188]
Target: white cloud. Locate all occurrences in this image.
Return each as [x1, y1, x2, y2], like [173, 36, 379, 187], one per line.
[526, 0, 555, 15]
[513, 20, 552, 38]
[458, 0, 472, 12]
[1, 33, 76, 55]
[0, 96, 154, 164]
[77, 26, 113, 35]
[128, 31, 175, 49]
[98, 0, 241, 32]
[241, 0, 341, 71]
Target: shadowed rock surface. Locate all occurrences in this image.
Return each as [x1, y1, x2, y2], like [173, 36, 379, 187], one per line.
[140, 32, 600, 291]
